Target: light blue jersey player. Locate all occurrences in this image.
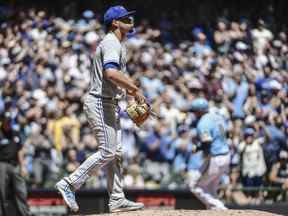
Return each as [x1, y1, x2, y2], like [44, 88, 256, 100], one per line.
[197, 109, 229, 157]
[189, 98, 230, 210]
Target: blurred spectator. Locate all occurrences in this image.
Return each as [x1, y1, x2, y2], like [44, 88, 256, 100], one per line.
[124, 164, 145, 189]
[269, 150, 288, 189]
[251, 19, 273, 53]
[269, 150, 288, 201]
[238, 128, 266, 188]
[47, 104, 80, 152]
[24, 123, 54, 188]
[63, 148, 80, 174]
[238, 128, 266, 200]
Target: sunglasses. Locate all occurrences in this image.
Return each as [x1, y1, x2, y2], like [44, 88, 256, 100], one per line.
[118, 16, 134, 24]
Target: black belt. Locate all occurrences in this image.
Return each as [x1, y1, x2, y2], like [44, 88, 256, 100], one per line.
[89, 93, 118, 101]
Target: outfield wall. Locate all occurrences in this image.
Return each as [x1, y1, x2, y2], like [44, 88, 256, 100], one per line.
[24, 189, 288, 215]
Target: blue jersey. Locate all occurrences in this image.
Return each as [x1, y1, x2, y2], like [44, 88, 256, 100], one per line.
[196, 112, 229, 156]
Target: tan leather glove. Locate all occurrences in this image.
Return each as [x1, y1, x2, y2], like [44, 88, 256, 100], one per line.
[126, 102, 151, 127]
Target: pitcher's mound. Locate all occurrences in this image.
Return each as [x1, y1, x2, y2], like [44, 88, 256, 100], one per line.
[96, 209, 282, 216]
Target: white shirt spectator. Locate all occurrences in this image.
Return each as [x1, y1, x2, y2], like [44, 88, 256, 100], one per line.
[30, 28, 47, 41]
[239, 139, 267, 178]
[251, 27, 273, 52]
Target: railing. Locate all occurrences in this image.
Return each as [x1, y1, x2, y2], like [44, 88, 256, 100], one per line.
[0, 186, 281, 215]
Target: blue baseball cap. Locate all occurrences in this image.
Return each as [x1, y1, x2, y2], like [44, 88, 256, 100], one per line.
[244, 128, 255, 136]
[190, 98, 209, 112]
[83, 10, 94, 19]
[104, 5, 135, 25]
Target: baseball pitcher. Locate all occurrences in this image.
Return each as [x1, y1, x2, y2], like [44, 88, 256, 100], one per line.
[56, 6, 150, 213]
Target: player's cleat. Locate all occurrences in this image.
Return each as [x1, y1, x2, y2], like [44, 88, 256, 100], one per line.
[55, 179, 79, 212]
[209, 200, 228, 210]
[109, 199, 144, 213]
[210, 205, 228, 210]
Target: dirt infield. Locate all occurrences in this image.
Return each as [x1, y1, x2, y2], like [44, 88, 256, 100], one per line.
[91, 209, 283, 216]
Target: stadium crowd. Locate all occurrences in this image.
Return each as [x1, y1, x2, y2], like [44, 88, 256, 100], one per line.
[0, 8, 287, 204]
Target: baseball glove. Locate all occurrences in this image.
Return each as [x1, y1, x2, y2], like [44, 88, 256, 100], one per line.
[126, 102, 151, 127]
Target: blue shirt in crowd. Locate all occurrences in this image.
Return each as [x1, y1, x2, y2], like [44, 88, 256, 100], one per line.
[232, 80, 249, 118]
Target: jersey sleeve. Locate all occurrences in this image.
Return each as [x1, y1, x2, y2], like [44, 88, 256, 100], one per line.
[101, 39, 121, 68]
[197, 119, 213, 143]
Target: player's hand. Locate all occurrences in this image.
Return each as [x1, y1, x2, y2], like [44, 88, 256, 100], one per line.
[20, 165, 28, 178]
[134, 90, 146, 104]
